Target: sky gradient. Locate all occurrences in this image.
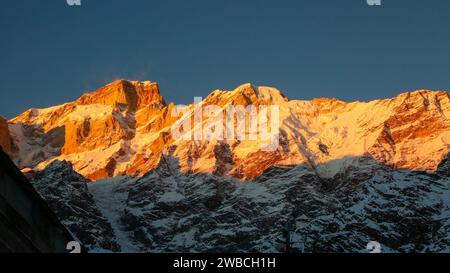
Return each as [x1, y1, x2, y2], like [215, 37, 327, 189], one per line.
[1, 0, 450, 118]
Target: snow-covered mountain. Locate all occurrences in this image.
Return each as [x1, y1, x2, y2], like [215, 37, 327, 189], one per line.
[0, 79, 449, 252]
[30, 153, 450, 253]
[6, 80, 450, 180]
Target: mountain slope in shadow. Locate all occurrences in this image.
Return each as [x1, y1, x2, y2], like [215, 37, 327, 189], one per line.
[30, 153, 450, 253]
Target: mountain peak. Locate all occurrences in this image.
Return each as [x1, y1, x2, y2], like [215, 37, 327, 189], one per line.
[256, 86, 289, 104]
[235, 82, 256, 93]
[76, 79, 166, 111]
[205, 83, 288, 106]
[233, 83, 288, 103]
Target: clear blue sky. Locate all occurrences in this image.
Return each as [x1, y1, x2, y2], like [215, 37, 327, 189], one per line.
[1, 0, 450, 118]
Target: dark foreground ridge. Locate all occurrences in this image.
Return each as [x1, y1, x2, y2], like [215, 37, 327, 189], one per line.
[0, 147, 75, 253]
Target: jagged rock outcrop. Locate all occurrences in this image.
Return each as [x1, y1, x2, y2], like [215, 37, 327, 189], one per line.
[61, 113, 129, 155]
[9, 80, 168, 179]
[76, 80, 165, 112]
[368, 91, 450, 171]
[31, 160, 121, 252]
[0, 116, 11, 156]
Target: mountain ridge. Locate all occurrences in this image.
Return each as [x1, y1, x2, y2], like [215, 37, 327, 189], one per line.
[1, 79, 449, 181]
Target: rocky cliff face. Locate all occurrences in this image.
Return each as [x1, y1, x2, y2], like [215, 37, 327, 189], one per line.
[30, 153, 450, 253]
[75, 80, 165, 112]
[0, 116, 11, 156]
[117, 159, 449, 253]
[31, 160, 121, 252]
[7, 80, 450, 182]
